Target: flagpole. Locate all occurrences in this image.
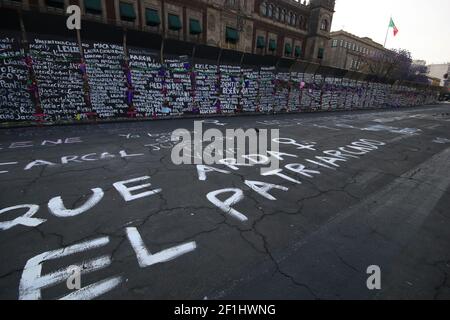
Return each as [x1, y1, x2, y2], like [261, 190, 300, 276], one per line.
[384, 16, 391, 47]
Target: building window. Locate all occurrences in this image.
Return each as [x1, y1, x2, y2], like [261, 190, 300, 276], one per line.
[274, 7, 280, 20]
[46, 0, 65, 9]
[189, 18, 202, 35]
[119, 2, 136, 22]
[318, 48, 324, 59]
[285, 42, 292, 56]
[268, 39, 277, 52]
[332, 39, 338, 47]
[256, 36, 266, 49]
[340, 39, 343, 47]
[225, 27, 239, 43]
[260, 2, 267, 16]
[225, 0, 237, 7]
[267, 4, 273, 18]
[84, 0, 102, 15]
[293, 14, 298, 26]
[288, 12, 293, 25]
[352, 43, 356, 51]
[168, 13, 182, 31]
[351, 60, 361, 70]
[320, 19, 328, 31]
[295, 45, 302, 58]
[281, 9, 286, 23]
[145, 8, 160, 27]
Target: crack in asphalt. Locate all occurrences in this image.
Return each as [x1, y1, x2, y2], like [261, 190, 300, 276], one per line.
[2, 104, 450, 300]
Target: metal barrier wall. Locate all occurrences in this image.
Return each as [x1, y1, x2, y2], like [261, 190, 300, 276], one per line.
[0, 7, 442, 126]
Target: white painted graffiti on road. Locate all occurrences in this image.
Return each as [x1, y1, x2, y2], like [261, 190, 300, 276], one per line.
[0, 176, 160, 228]
[0, 137, 83, 151]
[0, 150, 144, 175]
[19, 227, 197, 300]
[200, 138, 387, 221]
[433, 137, 450, 144]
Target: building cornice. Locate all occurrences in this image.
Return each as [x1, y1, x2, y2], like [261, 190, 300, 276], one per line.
[252, 15, 309, 36]
[330, 30, 387, 50]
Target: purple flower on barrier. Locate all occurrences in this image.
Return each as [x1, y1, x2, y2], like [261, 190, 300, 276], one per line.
[79, 63, 87, 75]
[126, 90, 134, 105]
[215, 100, 221, 113]
[126, 71, 132, 84]
[24, 56, 33, 67]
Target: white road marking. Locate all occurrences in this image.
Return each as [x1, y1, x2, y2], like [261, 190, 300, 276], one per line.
[209, 146, 450, 299]
[48, 188, 104, 218]
[0, 162, 18, 174]
[126, 227, 197, 268]
[19, 237, 120, 300]
[60, 276, 122, 300]
[433, 137, 450, 144]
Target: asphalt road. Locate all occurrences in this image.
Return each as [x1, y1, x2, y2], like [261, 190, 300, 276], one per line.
[1, 104, 450, 300]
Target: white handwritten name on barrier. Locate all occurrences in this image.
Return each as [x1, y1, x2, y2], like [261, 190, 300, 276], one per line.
[0, 175, 196, 300]
[0, 37, 35, 121]
[30, 37, 86, 119]
[1, 35, 436, 123]
[84, 42, 127, 118]
[129, 48, 162, 116]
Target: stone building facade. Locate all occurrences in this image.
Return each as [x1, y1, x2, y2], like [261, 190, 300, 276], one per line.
[323, 30, 391, 72]
[1, 0, 335, 62]
[427, 63, 450, 88]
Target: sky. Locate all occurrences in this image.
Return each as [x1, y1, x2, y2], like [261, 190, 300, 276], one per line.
[331, 0, 450, 64]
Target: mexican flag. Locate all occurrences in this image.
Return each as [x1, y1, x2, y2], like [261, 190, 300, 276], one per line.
[389, 18, 399, 36]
